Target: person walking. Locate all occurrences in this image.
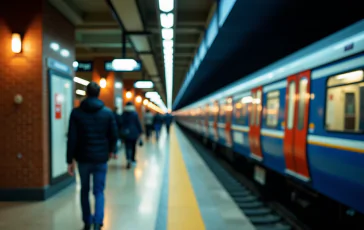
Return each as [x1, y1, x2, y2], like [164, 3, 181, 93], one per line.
[113, 107, 123, 153]
[143, 109, 154, 140]
[164, 113, 173, 134]
[120, 102, 143, 169]
[153, 112, 164, 140]
[66, 82, 118, 230]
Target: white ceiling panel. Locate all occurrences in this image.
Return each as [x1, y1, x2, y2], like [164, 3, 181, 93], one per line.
[140, 54, 158, 76]
[111, 0, 144, 31]
[130, 36, 151, 52]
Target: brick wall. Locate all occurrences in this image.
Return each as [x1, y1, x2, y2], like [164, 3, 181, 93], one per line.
[0, 1, 44, 188]
[0, 0, 74, 188]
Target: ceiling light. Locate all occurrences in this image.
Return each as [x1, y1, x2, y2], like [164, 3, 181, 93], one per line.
[163, 40, 173, 48]
[73, 61, 79, 68]
[134, 80, 154, 89]
[163, 47, 173, 55]
[112, 59, 138, 71]
[158, 0, 174, 12]
[74, 77, 90, 86]
[143, 99, 149, 105]
[60, 49, 70, 57]
[76, 89, 86, 96]
[161, 29, 174, 40]
[160, 13, 174, 28]
[145, 92, 160, 99]
[50, 42, 59, 51]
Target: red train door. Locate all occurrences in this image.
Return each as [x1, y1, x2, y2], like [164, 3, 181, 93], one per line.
[249, 86, 263, 161]
[225, 97, 233, 146]
[283, 70, 311, 181]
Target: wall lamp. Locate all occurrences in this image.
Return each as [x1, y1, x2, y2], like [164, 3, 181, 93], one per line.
[100, 78, 107, 88]
[12, 33, 22, 53]
[126, 91, 132, 99]
[136, 95, 142, 103]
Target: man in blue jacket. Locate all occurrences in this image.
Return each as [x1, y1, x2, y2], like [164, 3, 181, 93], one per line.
[67, 82, 118, 230]
[120, 102, 143, 169]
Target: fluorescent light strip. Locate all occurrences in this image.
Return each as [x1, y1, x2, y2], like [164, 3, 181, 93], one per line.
[76, 89, 86, 96]
[134, 80, 154, 89]
[158, 0, 174, 12]
[74, 77, 90, 86]
[160, 13, 174, 28]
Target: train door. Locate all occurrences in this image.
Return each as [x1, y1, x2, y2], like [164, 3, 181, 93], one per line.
[283, 70, 311, 181]
[225, 97, 233, 146]
[204, 104, 209, 136]
[249, 86, 263, 161]
[213, 101, 219, 140]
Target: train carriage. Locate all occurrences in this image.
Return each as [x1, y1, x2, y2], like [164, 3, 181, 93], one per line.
[175, 20, 364, 215]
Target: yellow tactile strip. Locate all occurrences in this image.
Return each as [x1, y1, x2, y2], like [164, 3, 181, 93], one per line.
[168, 126, 206, 230]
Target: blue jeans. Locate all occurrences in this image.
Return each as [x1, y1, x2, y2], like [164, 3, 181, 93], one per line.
[78, 163, 107, 225]
[125, 140, 137, 162]
[154, 124, 162, 139]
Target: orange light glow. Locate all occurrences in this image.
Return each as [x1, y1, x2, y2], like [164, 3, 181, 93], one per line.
[136, 95, 142, 103]
[126, 91, 132, 99]
[100, 78, 107, 88]
[143, 99, 149, 105]
[12, 33, 22, 53]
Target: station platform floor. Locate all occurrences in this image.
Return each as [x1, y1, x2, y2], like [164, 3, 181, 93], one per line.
[0, 125, 255, 230]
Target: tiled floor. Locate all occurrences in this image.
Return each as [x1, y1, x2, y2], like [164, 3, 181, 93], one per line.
[0, 125, 255, 230]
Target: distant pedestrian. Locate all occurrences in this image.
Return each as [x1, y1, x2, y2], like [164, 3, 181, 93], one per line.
[164, 113, 173, 134]
[153, 112, 164, 140]
[113, 107, 123, 153]
[120, 102, 143, 169]
[144, 109, 154, 140]
[66, 82, 118, 230]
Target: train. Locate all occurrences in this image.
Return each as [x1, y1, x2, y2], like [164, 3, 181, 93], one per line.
[174, 20, 364, 221]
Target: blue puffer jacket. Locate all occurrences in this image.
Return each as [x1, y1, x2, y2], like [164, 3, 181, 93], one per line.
[66, 97, 118, 164]
[120, 105, 143, 141]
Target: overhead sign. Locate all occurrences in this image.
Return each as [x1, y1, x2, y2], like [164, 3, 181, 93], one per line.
[104, 59, 142, 72]
[74, 61, 93, 72]
[47, 58, 72, 75]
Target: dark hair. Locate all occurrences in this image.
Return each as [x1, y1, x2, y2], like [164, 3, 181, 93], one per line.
[126, 101, 133, 106]
[86, 82, 101, 97]
[146, 109, 150, 113]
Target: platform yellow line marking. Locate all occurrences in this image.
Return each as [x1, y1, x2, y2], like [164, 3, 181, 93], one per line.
[168, 126, 205, 230]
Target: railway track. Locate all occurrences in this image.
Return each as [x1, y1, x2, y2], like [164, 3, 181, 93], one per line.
[181, 127, 310, 230]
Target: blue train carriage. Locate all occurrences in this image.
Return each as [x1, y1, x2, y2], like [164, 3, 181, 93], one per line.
[307, 54, 364, 215]
[175, 20, 364, 215]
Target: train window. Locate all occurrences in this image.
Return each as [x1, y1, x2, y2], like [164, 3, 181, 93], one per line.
[219, 101, 226, 123]
[266, 91, 280, 127]
[297, 78, 308, 130]
[226, 97, 233, 124]
[234, 96, 249, 125]
[255, 90, 262, 125]
[250, 92, 256, 125]
[327, 70, 363, 87]
[214, 102, 219, 123]
[287, 81, 296, 130]
[326, 70, 364, 132]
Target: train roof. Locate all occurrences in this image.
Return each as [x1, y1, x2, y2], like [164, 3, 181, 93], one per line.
[178, 20, 364, 112]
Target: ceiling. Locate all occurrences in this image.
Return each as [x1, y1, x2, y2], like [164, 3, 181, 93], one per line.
[49, 0, 214, 107]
